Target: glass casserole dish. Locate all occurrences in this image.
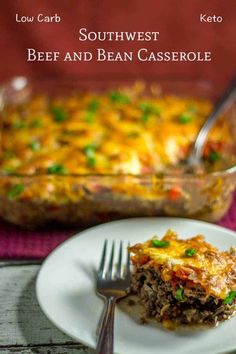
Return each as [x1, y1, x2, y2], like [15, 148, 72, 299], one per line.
[0, 77, 235, 228]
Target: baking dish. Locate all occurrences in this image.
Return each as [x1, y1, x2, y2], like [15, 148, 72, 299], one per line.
[0, 76, 235, 227]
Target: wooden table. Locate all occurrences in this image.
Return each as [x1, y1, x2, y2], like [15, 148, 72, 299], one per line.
[0, 260, 94, 354]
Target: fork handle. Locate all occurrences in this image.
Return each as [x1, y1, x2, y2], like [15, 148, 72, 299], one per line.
[96, 296, 116, 354]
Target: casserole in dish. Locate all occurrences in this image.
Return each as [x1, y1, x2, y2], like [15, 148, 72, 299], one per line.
[0, 77, 235, 227]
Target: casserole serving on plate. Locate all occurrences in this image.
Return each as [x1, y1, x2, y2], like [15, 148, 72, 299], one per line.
[0, 77, 235, 227]
[129, 230, 236, 329]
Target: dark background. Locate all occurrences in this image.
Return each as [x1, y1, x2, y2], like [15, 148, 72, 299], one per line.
[0, 0, 235, 89]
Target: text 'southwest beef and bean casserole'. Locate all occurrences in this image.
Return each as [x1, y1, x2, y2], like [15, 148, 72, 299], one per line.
[0, 78, 235, 227]
[129, 230, 236, 329]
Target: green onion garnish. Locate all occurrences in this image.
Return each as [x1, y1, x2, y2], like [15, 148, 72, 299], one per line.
[87, 99, 99, 112]
[84, 144, 97, 167]
[51, 106, 68, 123]
[29, 141, 40, 151]
[109, 91, 130, 104]
[87, 156, 96, 167]
[84, 144, 97, 153]
[47, 164, 67, 175]
[139, 102, 160, 115]
[152, 239, 170, 248]
[185, 248, 197, 257]
[31, 119, 42, 128]
[179, 113, 192, 124]
[84, 111, 96, 123]
[84, 100, 99, 123]
[141, 112, 150, 123]
[7, 184, 24, 199]
[139, 102, 150, 112]
[208, 151, 221, 162]
[175, 287, 184, 301]
[139, 102, 160, 123]
[223, 291, 236, 305]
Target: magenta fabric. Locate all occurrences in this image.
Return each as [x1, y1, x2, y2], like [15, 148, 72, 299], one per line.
[0, 224, 78, 260]
[0, 196, 235, 260]
[217, 195, 236, 231]
[1, 0, 236, 90]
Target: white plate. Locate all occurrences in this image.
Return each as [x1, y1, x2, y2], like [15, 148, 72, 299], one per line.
[36, 217, 236, 354]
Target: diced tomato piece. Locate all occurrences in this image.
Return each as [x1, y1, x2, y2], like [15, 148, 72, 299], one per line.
[168, 186, 181, 201]
[174, 268, 190, 280]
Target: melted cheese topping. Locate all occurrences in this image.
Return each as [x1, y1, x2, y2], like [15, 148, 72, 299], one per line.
[129, 230, 236, 299]
[0, 84, 231, 176]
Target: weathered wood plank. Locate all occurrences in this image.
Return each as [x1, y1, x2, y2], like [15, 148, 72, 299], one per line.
[0, 261, 42, 267]
[0, 263, 94, 353]
[0, 344, 94, 354]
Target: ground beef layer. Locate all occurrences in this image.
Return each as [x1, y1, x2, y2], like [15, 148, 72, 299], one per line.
[131, 266, 236, 328]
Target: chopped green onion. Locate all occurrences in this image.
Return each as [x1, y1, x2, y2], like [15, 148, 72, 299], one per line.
[84, 144, 97, 167]
[12, 120, 26, 129]
[84, 100, 99, 123]
[185, 248, 197, 257]
[84, 111, 96, 123]
[109, 91, 130, 104]
[139, 102, 160, 115]
[47, 164, 67, 175]
[84, 143, 97, 152]
[141, 112, 150, 123]
[179, 113, 192, 124]
[29, 140, 40, 151]
[139, 101, 160, 123]
[175, 287, 184, 301]
[51, 106, 68, 123]
[208, 151, 221, 162]
[152, 239, 170, 248]
[7, 184, 24, 199]
[87, 155, 96, 167]
[139, 102, 150, 111]
[31, 119, 42, 128]
[223, 291, 236, 305]
[87, 99, 99, 112]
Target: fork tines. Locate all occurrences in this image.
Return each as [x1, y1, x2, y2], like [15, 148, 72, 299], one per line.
[98, 240, 130, 280]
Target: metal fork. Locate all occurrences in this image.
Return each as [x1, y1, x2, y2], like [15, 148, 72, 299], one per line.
[95, 240, 130, 354]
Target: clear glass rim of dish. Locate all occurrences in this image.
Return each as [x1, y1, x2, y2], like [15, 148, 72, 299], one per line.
[0, 75, 235, 181]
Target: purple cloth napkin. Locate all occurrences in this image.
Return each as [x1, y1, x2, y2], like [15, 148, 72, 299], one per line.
[0, 196, 235, 260]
